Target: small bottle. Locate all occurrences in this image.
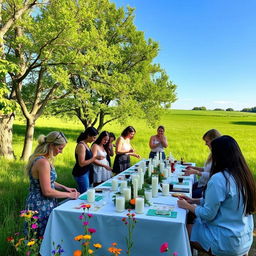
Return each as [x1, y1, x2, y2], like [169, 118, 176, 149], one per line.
[181, 157, 184, 165]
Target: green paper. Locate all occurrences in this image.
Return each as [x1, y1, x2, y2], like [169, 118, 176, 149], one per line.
[101, 182, 112, 187]
[79, 194, 103, 201]
[147, 209, 177, 218]
[171, 181, 189, 185]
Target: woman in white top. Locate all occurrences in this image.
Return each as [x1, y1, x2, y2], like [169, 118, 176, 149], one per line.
[184, 129, 221, 198]
[91, 131, 113, 185]
[113, 126, 140, 174]
[149, 125, 168, 160]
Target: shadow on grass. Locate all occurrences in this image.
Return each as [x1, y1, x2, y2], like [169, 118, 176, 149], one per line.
[13, 124, 84, 142]
[231, 121, 256, 126]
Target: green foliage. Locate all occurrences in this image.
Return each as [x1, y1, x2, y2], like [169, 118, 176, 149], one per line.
[226, 108, 234, 111]
[192, 106, 207, 110]
[241, 107, 256, 113]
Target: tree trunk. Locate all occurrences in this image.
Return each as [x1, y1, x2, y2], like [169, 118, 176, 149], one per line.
[0, 114, 15, 159]
[20, 117, 35, 161]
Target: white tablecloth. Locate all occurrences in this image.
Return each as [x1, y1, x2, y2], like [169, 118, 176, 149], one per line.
[40, 160, 193, 256]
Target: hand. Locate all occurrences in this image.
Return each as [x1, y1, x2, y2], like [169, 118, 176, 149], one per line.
[134, 154, 141, 159]
[178, 195, 193, 203]
[129, 148, 135, 153]
[69, 191, 80, 199]
[106, 166, 113, 171]
[65, 187, 78, 193]
[177, 199, 190, 209]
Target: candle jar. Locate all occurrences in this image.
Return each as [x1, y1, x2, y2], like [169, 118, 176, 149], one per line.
[152, 175, 159, 198]
[135, 196, 144, 214]
[162, 183, 169, 196]
[115, 196, 125, 212]
[111, 179, 118, 191]
[87, 188, 95, 203]
[144, 189, 152, 203]
[123, 187, 131, 201]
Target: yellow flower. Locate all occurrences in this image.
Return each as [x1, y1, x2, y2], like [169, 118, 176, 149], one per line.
[73, 250, 82, 256]
[83, 234, 91, 240]
[88, 249, 94, 254]
[93, 243, 102, 249]
[27, 240, 36, 246]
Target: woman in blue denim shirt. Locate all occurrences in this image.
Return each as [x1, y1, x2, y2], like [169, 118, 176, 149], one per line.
[178, 135, 256, 256]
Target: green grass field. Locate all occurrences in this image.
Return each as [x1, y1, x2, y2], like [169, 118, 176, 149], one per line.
[1, 109, 256, 255]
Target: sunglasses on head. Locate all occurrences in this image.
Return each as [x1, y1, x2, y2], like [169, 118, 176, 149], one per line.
[55, 132, 67, 143]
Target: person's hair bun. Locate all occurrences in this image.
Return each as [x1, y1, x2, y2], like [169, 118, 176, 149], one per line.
[38, 135, 46, 145]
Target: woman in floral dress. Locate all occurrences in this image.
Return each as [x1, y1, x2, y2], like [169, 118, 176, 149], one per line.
[25, 131, 79, 236]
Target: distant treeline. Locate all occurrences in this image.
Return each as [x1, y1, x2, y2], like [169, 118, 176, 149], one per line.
[192, 106, 256, 112]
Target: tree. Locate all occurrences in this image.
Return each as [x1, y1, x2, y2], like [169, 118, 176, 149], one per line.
[226, 108, 234, 111]
[192, 106, 206, 110]
[0, 0, 39, 159]
[47, 1, 177, 131]
[4, 0, 86, 160]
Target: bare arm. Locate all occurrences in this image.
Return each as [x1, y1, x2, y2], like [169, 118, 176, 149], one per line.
[35, 159, 79, 199]
[91, 144, 112, 170]
[149, 136, 159, 149]
[76, 143, 96, 167]
[159, 135, 168, 148]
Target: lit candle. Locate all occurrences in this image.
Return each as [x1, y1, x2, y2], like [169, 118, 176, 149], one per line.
[115, 196, 125, 212]
[152, 175, 159, 197]
[162, 183, 169, 196]
[123, 187, 131, 201]
[87, 188, 95, 203]
[148, 163, 152, 176]
[111, 179, 118, 191]
[135, 197, 144, 214]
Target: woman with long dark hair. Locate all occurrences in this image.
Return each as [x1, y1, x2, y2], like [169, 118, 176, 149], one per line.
[113, 126, 140, 174]
[72, 127, 98, 193]
[91, 131, 113, 186]
[178, 135, 256, 256]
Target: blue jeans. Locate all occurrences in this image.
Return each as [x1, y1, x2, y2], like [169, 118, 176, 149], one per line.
[74, 172, 90, 194]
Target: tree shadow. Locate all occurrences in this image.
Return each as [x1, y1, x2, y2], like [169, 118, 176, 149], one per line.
[231, 121, 256, 126]
[13, 124, 84, 141]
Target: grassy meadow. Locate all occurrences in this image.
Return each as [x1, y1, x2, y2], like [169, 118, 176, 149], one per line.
[1, 109, 256, 255]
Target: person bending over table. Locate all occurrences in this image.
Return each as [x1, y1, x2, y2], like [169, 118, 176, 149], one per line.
[149, 125, 168, 160]
[91, 131, 113, 186]
[25, 131, 80, 236]
[184, 129, 221, 198]
[178, 135, 256, 256]
[72, 127, 98, 193]
[113, 126, 140, 174]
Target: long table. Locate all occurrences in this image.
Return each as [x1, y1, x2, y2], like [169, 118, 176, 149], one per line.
[40, 160, 194, 256]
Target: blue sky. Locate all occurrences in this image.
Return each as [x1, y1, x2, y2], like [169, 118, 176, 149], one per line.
[112, 0, 256, 110]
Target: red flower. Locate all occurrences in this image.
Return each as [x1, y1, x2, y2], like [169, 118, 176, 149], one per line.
[88, 228, 96, 233]
[6, 237, 14, 242]
[160, 242, 169, 253]
[122, 217, 126, 222]
[87, 213, 93, 218]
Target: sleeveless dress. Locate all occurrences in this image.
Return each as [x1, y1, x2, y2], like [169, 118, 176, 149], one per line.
[113, 137, 131, 174]
[25, 156, 58, 236]
[93, 148, 112, 183]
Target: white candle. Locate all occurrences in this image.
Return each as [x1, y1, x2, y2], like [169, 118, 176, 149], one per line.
[148, 163, 152, 176]
[115, 196, 125, 212]
[87, 188, 95, 203]
[132, 174, 139, 185]
[120, 180, 127, 193]
[133, 179, 138, 198]
[160, 162, 165, 173]
[152, 175, 159, 197]
[123, 187, 131, 201]
[163, 168, 168, 178]
[162, 183, 169, 196]
[144, 190, 152, 202]
[135, 197, 144, 214]
[111, 179, 118, 191]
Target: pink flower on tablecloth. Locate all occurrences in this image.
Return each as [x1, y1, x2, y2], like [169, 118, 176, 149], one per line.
[87, 213, 93, 218]
[32, 216, 39, 219]
[160, 242, 169, 253]
[31, 224, 38, 229]
[88, 228, 96, 234]
[173, 252, 178, 256]
[79, 215, 83, 220]
[83, 221, 89, 226]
